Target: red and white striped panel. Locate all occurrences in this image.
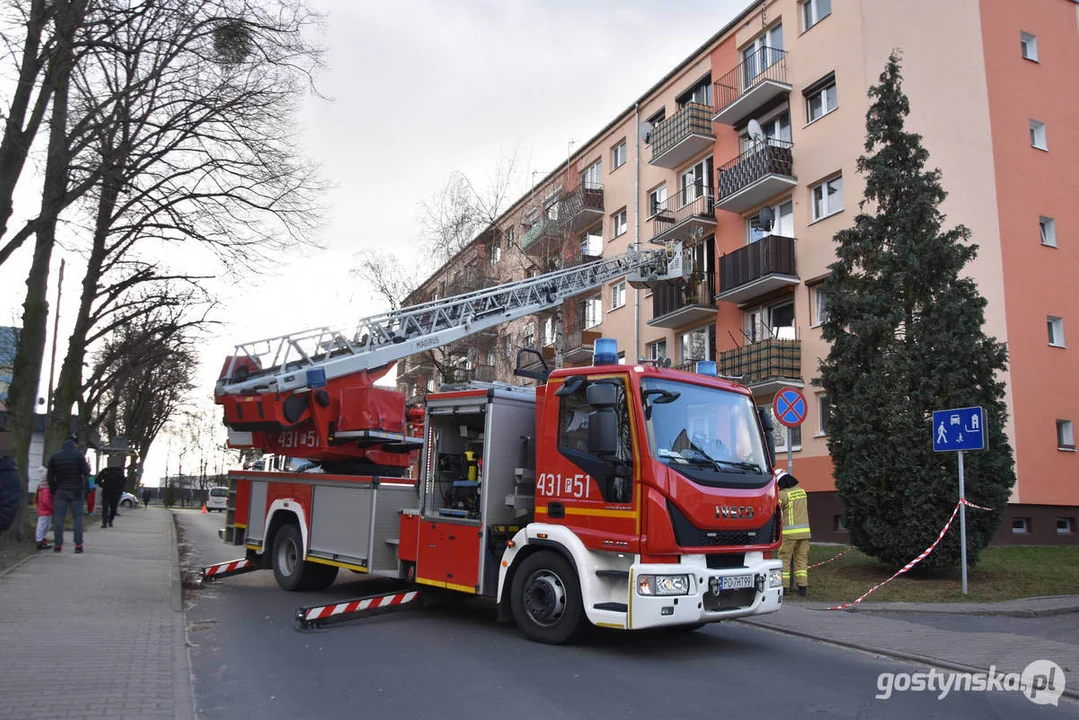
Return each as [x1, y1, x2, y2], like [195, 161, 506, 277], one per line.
[303, 590, 418, 622]
[203, 558, 254, 577]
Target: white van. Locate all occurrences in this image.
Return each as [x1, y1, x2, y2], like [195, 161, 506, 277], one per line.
[206, 486, 229, 512]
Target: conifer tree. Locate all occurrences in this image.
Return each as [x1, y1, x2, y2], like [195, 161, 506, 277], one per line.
[817, 54, 1014, 569]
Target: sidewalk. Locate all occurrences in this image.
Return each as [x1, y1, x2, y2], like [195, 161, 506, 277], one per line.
[0, 507, 194, 720]
[740, 596, 1079, 699]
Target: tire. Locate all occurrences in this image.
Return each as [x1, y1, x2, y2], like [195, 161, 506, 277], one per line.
[120, 499, 132, 508]
[306, 563, 339, 591]
[510, 551, 587, 645]
[272, 524, 313, 591]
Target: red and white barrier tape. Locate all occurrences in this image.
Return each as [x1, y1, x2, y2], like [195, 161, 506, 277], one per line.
[808, 546, 854, 569]
[303, 591, 418, 622]
[828, 498, 991, 611]
[203, 558, 252, 577]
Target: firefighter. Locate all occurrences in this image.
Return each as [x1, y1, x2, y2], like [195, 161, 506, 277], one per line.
[777, 471, 811, 596]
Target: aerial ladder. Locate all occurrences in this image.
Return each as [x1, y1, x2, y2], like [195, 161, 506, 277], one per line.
[215, 244, 685, 474]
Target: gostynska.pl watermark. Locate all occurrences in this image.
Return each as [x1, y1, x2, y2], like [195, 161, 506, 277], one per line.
[876, 660, 1066, 706]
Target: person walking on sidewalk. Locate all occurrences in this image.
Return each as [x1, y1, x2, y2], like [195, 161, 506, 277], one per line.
[35, 476, 54, 549]
[0, 427, 19, 534]
[98, 457, 126, 528]
[48, 436, 91, 553]
[778, 472, 811, 596]
[141, 487, 151, 508]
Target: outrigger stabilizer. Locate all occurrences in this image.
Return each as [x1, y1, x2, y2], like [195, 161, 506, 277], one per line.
[295, 588, 420, 631]
[200, 557, 259, 583]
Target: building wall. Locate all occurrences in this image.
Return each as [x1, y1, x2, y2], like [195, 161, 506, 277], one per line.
[978, 0, 1079, 507]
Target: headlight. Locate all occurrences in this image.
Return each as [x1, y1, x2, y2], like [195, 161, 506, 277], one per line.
[637, 574, 691, 596]
[768, 568, 783, 589]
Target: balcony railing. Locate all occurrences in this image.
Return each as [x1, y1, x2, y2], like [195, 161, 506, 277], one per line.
[718, 235, 798, 304]
[521, 216, 560, 251]
[720, 338, 801, 390]
[648, 102, 715, 168]
[650, 191, 716, 244]
[561, 183, 604, 233]
[649, 271, 717, 329]
[715, 139, 796, 213]
[712, 48, 790, 125]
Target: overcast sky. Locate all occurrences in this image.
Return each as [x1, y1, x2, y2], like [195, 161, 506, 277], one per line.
[0, 0, 748, 483]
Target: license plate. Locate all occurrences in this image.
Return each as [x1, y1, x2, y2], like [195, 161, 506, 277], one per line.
[720, 574, 754, 591]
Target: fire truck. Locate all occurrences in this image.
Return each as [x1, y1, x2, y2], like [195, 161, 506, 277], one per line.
[207, 245, 785, 644]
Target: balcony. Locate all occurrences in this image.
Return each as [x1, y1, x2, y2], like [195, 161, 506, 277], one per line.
[719, 338, 802, 395]
[717, 235, 799, 305]
[649, 271, 716, 329]
[456, 364, 496, 383]
[561, 184, 604, 233]
[521, 216, 562, 256]
[650, 192, 716, 245]
[712, 48, 791, 127]
[563, 326, 603, 365]
[715, 139, 796, 213]
[648, 102, 715, 169]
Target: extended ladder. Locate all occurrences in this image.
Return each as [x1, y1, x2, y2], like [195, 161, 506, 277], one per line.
[217, 247, 676, 396]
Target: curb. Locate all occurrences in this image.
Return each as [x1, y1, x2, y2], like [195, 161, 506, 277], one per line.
[825, 605, 1079, 618]
[736, 619, 1079, 702]
[0, 547, 41, 580]
[166, 510, 197, 720]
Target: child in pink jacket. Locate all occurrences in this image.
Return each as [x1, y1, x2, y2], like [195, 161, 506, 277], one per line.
[36, 468, 53, 550]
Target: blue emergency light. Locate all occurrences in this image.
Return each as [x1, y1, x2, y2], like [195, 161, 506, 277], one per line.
[695, 360, 717, 376]
[593, 337, 618, 365]
[306, 367, 327, 389]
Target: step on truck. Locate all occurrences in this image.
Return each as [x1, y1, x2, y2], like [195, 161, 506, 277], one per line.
[209, 247, 785, 643]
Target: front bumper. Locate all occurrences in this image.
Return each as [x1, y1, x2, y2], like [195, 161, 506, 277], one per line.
[627, 553, 783, 630]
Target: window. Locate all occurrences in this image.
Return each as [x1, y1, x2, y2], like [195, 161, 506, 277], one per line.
[584, 295, 602, 328]
[1048, 316, 1065, 347]
[580, 160, 601, 189]
[747, 301, 796, 342]
[834, 515, 848, 532]
[543, 188, 562, 222]
[504, 225, 515, 247]
[647, 339, 667, 362]
[522, 321, 535, 348]
[489, 240, 501, 263]
[1058, 517, 1075, 535]
[801, 0, 831, 30]
[1040, 216, 1056, 247]
[1020, 31, 1038, 62]
[556, 377, 634, 503]
[679, 157, 713, 206]
[742, 110, 791, 151]
[611, 282, 626, 310]
[817, 394, 832, 436]
[612, 208, 628, 239]
[612, 140, 627, 169]
[648, 184, 668, 217]
[742, 24, 784, 87]
[747, 199, 794, 243]
[805, 73, 837, 122]
[812, 285, 831, 326]
[1058, 420, 1075, 450]
[811, 175, 843, 221]
[676, 75, 712, 108]
[581, 227, 602, 258]
[1011, 517, 1030, 534]
[679, 327, 710, 363]
[1030, 120, 1048, 150]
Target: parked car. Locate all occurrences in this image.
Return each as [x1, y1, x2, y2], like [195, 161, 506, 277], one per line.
[206, 486, 229, 512]
[119, 491, 139, 508]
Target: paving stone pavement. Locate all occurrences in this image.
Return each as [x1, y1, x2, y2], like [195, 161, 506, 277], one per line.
[740, 599, 1079, 699]
[0, 507, 194, 720]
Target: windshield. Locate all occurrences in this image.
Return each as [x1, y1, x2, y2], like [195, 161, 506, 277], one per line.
[209, 488, 228, 498]
[641, 378, 770, 487]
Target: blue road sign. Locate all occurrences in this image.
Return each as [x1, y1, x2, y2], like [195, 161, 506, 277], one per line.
[772, 387, 807, 428]
[932, 407, 986, 452]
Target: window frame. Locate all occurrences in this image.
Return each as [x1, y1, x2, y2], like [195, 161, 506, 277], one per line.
[804, 73, 838, 124]
[811, 284, 831, 327]
[817, 393, 832, 436]
[811, 174, 844, 222]
[1057, 517, 1076, 535]
[580, 159, 602, 189]
[1048, 316, 1065, 347]
[648, 183, 668, 218]
[1058, 419, 1075, 451]
[1020, 31, 1038, 62]
[612, 208, 628, 239]
[1040, 216, 1057, 247]
[801, 0, 831, 32]
[1011, 517, 1030, 534]
[612, 140, 627, 170]
[611, 281, 626, 310]
[647, 339, 667, 362]
[1030, 120, 1048, 151]
[584, 294, 603, 329]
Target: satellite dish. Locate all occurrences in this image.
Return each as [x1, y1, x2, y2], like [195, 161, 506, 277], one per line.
[747, 118, 765, 143]
[662, 357, 672, 368]
[639, 120, 654, 143]
[758, 205, 775, 232]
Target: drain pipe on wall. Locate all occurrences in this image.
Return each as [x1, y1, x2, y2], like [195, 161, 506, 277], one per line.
[633, 101, 641, 363]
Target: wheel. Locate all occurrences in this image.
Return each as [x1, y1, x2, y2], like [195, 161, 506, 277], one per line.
[272, 524, 313, 591]
[510, 551, 586, 645]
[306, 563, 339, 591]
[120, 499, 132, 507]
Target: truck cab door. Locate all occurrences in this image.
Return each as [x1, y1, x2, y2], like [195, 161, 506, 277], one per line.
[537, 374, 640, 554]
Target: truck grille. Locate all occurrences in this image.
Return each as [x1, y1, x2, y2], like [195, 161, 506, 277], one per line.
[667, 501, 776, 548]
[703, 588, 757, 612]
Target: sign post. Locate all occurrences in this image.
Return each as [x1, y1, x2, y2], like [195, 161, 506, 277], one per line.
[932, 406, 987, 595]
[772, 388, 808, 475]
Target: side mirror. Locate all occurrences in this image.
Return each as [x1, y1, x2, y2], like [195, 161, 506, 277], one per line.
[587, 408, 618, 456]
[757, 407, 776, 466]
[514, 348, 549, 383]
[586, 382, 617, 408]
[757, 406, 774, 432]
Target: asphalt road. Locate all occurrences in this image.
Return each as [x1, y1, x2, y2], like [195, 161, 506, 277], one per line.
[175, 509, 1078, 720]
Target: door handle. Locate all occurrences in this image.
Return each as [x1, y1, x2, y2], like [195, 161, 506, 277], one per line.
[548, 502, 565, 519]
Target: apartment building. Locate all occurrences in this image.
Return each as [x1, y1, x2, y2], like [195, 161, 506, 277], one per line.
[396, 0, 1079, 545]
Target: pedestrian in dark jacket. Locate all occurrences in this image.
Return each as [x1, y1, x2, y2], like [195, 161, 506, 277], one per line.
[98, 456, 126, 528]
[0, 428, 20, 533]
[48, 436, 91, 553]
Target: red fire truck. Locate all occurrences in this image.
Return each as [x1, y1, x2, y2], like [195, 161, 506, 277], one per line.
[207, 247, 785, 644]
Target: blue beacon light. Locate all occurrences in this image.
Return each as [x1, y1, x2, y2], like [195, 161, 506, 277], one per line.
[593, 337, 619, 365]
